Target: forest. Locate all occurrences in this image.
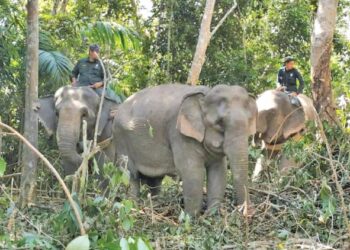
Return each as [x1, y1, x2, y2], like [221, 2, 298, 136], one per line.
[1, 0, 350, 249]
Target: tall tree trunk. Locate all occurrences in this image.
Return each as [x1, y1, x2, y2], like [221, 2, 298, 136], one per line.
[0, 117, 2, 158]
[52, 0, 60, 15]
[166, 0, 174, 82]
[20, 0, 39, 208]
[59, 0, 68, 13]
[187, 0, 216, 85]
[130, 0, 142, 34]
[311, 0, 339, 123]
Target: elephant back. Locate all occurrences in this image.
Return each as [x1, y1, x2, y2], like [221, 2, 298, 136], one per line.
[297, 94, 317, 122]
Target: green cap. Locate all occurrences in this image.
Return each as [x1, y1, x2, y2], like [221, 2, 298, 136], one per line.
[283, 56, 295, 64]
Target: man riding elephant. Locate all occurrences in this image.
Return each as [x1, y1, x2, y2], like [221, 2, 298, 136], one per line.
[71, 44, 121, 104]
[277, 56, 305, 106]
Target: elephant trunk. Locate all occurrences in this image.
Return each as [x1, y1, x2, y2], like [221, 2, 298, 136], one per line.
[224, 130, 250, 205]
[57, 113, 82, 175]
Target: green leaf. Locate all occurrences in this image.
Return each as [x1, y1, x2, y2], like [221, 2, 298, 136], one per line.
[0, 157, 6, 177]
[39, 50, 73, 85]
[137, 238, 151, 250]
[82, 21, 140, 51]
[120, 238, 129, 250]
[66, 235, 90, 250]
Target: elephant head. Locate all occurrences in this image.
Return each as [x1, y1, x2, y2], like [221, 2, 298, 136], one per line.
[37, 86, 115, 175]
[256, 90, 316, 148]
[177, 85, 257, 205]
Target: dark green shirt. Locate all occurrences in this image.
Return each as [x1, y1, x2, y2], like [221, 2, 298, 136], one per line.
[277, 67, 305, 94]
[72, 58, 104, 86]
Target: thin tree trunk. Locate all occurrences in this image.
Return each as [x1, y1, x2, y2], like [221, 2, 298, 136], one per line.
[51, 0, 60, 15]
[166, 0, 174, 82]
[130, 0, 142, 34]
[187, 0, 216, 85]
[19, 0, 39, 208]
[311, 0, 339, 123]
[187, 0, 237, 85]
[0, 117, 2, 157]
[59, 0, 68, 13]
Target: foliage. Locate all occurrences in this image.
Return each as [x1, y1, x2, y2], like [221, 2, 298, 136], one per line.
[1, 0, 350, 249]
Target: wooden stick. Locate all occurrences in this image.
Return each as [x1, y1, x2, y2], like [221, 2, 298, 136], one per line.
[93, 58, 108, 148]
[0, 121, 86, 235]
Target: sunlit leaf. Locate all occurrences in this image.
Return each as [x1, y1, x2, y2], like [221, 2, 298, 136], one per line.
[65, 235, 90, 250]
[120, 238, 129, 250]
[39, 50, 73, 85]
[82, 21, 140, 51]
[137, 238, 152, 250]
[0, 157, 6, 176]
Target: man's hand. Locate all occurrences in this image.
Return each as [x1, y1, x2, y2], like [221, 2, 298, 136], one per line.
[90, 82, 103, 89]
[71, 77, 77, 86]
[290, 92, 298, 97]
[276, 86, 286, 92]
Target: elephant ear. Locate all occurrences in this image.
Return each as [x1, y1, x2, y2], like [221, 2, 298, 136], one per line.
[176, 90, 207, 142]
[97, 100, 117, 136]
[282, 107, 306, 139]
[246, 95, 258, 135]
[37, 96, 57, 136]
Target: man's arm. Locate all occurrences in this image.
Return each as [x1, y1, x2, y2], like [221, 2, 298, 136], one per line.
[296, 70, 304, 94]
[277, 69, 284, 89]
[71, 61, 80, 86]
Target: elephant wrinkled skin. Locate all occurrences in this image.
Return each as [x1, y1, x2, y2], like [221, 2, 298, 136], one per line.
[37, 86, 117, 176]
[113, 84, 257, 216]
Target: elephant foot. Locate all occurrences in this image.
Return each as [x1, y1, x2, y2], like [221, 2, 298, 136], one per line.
[204, 200, 223, 216]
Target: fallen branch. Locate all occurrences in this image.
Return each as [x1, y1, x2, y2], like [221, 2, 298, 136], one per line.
[0, 121, 86, 235]
[0, 172, 21, 179]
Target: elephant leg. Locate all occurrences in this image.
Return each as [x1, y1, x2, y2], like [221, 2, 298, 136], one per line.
[172, 144, 205, 216]
[206, 158, 227, 212]
[129, 174, 141, 198]
[142, 177, 163, 196]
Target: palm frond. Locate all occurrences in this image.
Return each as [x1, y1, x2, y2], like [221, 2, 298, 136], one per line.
[82, 21, 140, 51]
[39, 50, 73, 85]
[39, 31, 56, 51]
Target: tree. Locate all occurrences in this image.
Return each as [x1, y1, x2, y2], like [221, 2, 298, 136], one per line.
[311, 0, 339, 123]
[19, 0, 39, 207]
[187, 0, 216, 85]
[187, 0, 238, 85]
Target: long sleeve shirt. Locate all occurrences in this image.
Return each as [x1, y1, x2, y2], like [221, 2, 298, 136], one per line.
[277, 67, 305, 94]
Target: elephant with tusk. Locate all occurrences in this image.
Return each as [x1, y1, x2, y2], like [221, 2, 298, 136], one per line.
[112, 83, 257, 216]
[253, 89, 317, 180]
[36, 86, 118, 176]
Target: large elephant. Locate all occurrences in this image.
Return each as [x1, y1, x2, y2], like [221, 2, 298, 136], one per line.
[253, 89, 316, 179]
[113, 84, 257, 216]
[37, 86, 117, 176]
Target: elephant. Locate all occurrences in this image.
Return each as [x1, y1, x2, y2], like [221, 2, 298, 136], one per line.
[253, 89, 316, 179]
[36, 86, 118, 176]
[113, 83, 257, 216]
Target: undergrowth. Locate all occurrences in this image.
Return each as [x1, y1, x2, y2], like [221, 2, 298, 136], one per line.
[0, 124, 349, 249]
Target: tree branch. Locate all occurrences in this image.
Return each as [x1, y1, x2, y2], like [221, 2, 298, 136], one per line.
[0, 121, 86, 236]
[93, 58, 108, 148]
[211, 0, 237, 37]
